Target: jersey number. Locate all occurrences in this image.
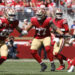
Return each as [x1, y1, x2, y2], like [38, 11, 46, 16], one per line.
[36, 28, 46, 36]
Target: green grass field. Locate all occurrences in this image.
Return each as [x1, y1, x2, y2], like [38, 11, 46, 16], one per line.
[0, 59, 75, 75]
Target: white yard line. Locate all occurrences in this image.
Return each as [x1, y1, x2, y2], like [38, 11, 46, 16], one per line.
[6, 59, 66, 62]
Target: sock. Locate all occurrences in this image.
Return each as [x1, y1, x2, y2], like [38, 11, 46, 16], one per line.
[31, 50, 42, 63]
[45, 46, 54, 62]
[61, 54, 67, 60]
[72, 57, 75, 66]
[55, 54, 64, 65]
[0, 56, 7, 65]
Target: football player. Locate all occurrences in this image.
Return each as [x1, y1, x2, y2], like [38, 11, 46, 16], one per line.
[51, 9, 71, 70]
[68, 57, 75, 72]
[0, 8, 24, 65]
[22, 7, 64, 72]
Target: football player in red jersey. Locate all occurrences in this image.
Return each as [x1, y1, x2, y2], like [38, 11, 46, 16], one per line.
[51, 9, 71, 70]
[0, 8, 24, 65]
[68, 57, 75, 72]
[22, 7, 64, 72]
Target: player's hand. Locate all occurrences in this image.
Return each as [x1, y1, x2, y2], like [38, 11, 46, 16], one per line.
[21, 30, 28, 35]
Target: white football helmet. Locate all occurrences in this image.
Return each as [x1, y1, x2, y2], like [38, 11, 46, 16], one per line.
[36, 8, 46, 21]
[6, 9, 16, 21]
[55, 9, 63, 19]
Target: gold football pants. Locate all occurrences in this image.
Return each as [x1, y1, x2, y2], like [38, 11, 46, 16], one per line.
[0, 41, 8, 57]
[53, 38, 64, 55]
[30, 37, 51, 50]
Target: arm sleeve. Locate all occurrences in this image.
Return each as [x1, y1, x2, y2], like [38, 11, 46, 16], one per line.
[49, 20, 57, 30]
[63, 20, 69, 33]
[63, 23, 69, 32]
[16, 20, 22, 33]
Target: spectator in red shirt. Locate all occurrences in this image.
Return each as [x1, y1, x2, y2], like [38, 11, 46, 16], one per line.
[31, 0, 38, 7]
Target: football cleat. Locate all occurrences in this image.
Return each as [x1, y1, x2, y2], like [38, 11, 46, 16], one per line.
[67, 63, 72, 70]
[51, 63, 56, 71]
[68, 65, 74, 72]
[40, 63, 47, 72]
[56, 65, 65, 70]
[67, 59, 72, 70]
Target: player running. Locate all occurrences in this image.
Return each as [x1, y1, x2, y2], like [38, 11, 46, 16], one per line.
[50, 9, 71, 71]
[22, 7, 64, 72]
[68, 57, 75, 72]
[0, 8, 24, 65]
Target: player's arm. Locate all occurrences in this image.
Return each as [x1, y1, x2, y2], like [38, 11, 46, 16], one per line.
[15, 20, 23, 33]
[21, 22, 33, 35]
[49, 21, 63, 35]
[25, 22, 33, 31]
[16, 26, 23, 33]
[63, 19, 69, 34]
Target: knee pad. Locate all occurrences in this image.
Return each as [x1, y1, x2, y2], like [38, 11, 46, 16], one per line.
[45, 46, 50, 52]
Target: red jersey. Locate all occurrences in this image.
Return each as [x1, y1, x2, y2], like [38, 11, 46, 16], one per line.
[31, 17, 52, 39]
[53, 19, 69, 34]
[0, 17, 19, 40]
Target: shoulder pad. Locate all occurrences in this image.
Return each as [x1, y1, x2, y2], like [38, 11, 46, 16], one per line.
[46, 17, 52, 22]
[31, 17, 37, 22]
[31, 17, 36, 19]
[0, 17, 5, 19]
[47, 17, 52, 20]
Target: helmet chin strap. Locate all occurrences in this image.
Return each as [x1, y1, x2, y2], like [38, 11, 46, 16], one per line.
[8, 18, 14, 24]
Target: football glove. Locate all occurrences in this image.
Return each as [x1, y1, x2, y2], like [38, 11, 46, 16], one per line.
[21, 30, 28, 35]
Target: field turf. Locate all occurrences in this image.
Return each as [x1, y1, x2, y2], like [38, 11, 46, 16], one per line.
[0, 59, 75, 75]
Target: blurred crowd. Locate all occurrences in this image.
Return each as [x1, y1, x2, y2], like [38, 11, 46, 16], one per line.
[0, 0, 75, 20]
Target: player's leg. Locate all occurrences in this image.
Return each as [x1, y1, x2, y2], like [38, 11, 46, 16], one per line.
[0, 44, 8, 65]
[43, 37, 55, 71]
[30, 38, 47, 72]
[68, 57, 75, 72]
[55, 53, 65, 70]
[53, 38, 72, 70]
[53, 38, 65, 70]
[56, 53, 73, 70]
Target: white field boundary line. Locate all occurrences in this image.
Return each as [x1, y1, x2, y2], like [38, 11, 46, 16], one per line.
[6, 59, 66, 63]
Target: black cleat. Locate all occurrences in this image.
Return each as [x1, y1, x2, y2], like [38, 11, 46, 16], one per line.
[40, 63, 47, 72]
[51, 63, 56, 71]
